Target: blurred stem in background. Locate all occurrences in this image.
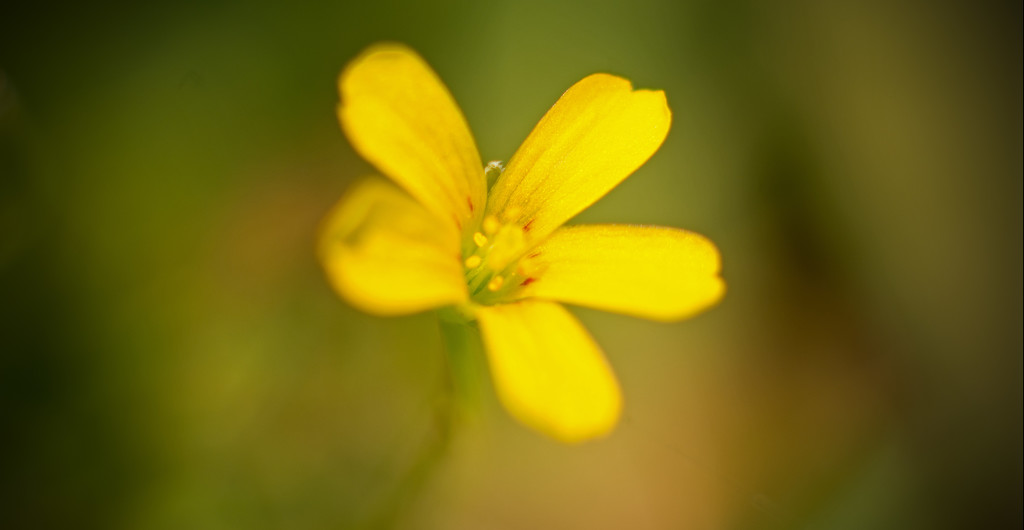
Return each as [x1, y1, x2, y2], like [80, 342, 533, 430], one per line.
[363, 316, 483, 529]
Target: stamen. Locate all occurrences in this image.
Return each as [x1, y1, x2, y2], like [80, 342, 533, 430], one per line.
[482, 215, 500, 235]
[461, 212, 536, 300]
[502, 206, 522, 222]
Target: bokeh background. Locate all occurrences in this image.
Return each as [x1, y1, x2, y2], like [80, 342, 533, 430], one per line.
[2, 0, 1020, 528]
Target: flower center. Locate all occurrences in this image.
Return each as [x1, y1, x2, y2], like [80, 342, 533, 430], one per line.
[463, 212, 537, 304]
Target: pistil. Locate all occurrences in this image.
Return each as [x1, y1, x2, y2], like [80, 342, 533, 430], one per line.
[462, 214, 536, 302]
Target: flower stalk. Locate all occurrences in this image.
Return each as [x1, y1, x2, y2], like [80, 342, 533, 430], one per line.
[361, 316, 481, 529]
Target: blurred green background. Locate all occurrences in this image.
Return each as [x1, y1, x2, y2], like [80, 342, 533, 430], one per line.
[1, 0, 1020, 528]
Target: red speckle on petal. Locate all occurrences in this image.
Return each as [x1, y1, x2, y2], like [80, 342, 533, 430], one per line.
[523, 219, 534, 232]
[527, 251, 541, 259]
[520, 277, 536, 287]
[467, 196, 474, 212]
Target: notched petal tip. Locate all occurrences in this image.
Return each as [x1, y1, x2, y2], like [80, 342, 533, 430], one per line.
[487, 72, 674, 242]
[573, 72, 671, 116]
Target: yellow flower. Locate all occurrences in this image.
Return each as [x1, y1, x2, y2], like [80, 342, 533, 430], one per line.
[319, 44, 725, 443]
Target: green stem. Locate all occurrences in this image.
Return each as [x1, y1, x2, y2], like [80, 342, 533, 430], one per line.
[360, 313, 483, 530]
[438, 315, 485, 418]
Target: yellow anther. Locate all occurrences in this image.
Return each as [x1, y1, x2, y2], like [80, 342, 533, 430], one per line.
[487, 275, 505, 291]
[485, 224, 526, 272]
[482, 215, 500, 235]
[502, 206, 522, 222]
[516, 253, 539, 278]
[473, 232, 488, 247]
[464, 255, 482, 268]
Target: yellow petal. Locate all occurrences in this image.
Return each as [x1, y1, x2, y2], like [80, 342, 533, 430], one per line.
[476, 301, 622, 443]
[338, 44, 485, 230]
[517, 225, 725, 321]
[318, 179, 467, 315]
[486, 74, 671, 242]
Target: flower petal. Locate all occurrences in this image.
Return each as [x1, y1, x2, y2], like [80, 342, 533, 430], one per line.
[516, 225, 725, 321]
[318, 179, 467, 315]
[338, 44, 485, 230]
[476, 300, 622, 443]
[486, 74, 671, 242]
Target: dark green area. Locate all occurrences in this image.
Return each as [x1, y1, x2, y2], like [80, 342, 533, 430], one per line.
[1, 0, 1020, 528]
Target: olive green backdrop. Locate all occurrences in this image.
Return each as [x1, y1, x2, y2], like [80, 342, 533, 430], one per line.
[1, 0, 1020, 528]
